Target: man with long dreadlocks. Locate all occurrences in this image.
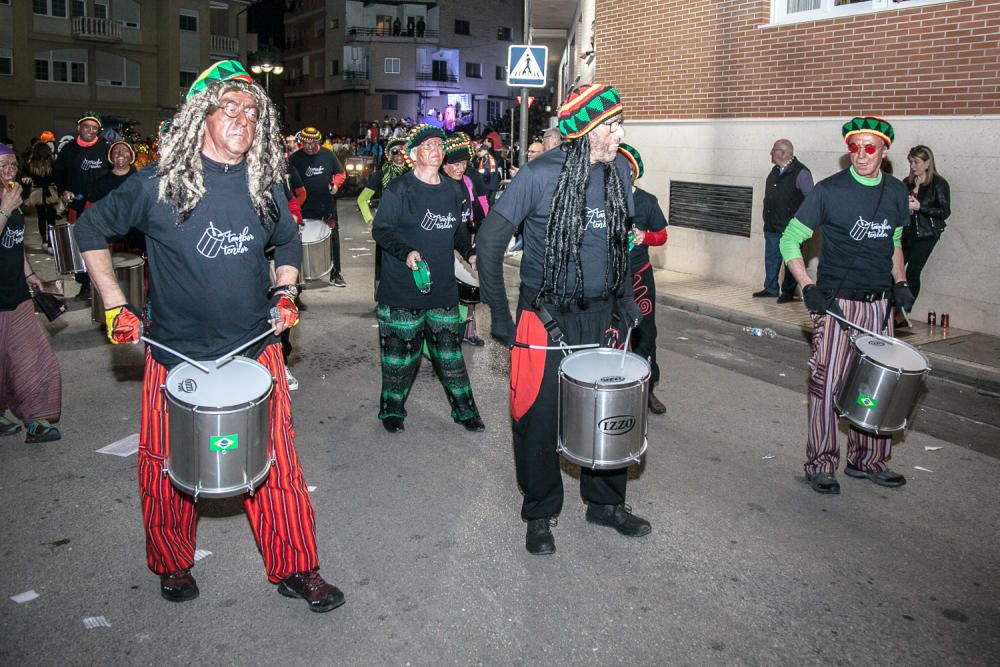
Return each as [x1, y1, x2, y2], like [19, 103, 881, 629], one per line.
[358, 135, 410, 299]
[74, 60, 345, 613]
[477, 84, 651, 555]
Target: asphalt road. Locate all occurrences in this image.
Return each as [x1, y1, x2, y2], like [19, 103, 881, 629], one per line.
[2, 203, 997, 666]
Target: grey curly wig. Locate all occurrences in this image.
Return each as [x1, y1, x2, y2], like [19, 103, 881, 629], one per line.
[157, 80, 284, 224]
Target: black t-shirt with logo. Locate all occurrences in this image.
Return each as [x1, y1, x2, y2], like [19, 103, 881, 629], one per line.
[0, 209, 30, 310]
[493, 148, 634, 298]
[794, 168, 908, 291]
[53, 139, 109, 213]
[74, 156, 301, 368]
[628, 187, 668, 275]
[372, 171, 471, 309]
[288, 148, 344, 219]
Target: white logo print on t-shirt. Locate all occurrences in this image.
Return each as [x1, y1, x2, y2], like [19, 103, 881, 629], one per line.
[586, 207, 607, 230]
[305, 166, 326, 177]
[420, 209, 456, 231]
[1, 226, 24, 249]
[196, 222, 255, 258]
[849, 216, 891, 242]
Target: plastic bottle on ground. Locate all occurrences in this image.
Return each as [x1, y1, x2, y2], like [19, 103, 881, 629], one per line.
[743, 326, 777, 338]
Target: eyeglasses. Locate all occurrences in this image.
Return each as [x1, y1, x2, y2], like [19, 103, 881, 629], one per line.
[0, 160, 17, 169]
[216, 100, 260, 123]
[601, 118, 625, 132]
[417, 141, 444, 152]
[848, 143, 880, 155]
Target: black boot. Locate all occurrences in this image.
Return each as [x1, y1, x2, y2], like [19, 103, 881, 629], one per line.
[585, 504, 651, 537]
[525, 518, 555, 555]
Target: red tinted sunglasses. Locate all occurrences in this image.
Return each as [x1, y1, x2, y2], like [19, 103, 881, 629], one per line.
[848, 143, 879, 155]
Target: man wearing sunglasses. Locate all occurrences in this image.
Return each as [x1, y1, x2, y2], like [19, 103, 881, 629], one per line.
[289, 127, 348, 287]
[780, 116, 915, 496]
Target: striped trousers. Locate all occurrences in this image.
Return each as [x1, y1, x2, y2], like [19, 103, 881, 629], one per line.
[138, 343, 319, 582]
[0, 300, 62, 424]
[805, 298, 894, 476]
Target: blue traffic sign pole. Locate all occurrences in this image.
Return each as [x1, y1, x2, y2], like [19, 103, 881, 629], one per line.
[519, 0, 530, 167]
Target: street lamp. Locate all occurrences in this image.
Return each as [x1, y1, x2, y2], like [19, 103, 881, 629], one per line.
[250, 61, 284, 96]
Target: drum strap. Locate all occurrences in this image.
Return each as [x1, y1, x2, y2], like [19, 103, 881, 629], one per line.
[533, 303, 566, 345]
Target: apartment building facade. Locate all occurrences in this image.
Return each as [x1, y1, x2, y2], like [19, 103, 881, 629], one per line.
[0, 0, 249, 145]
[592, 0, 1000, 335]
[283, 0, 523, 135]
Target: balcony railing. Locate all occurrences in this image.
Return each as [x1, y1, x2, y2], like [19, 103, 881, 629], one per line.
[346, 26, 439, 42]
[72, 16, 123, 42]
[343, 69, 369, 87]
[416, 71, 458, 87]
[210, 34, 240, 56]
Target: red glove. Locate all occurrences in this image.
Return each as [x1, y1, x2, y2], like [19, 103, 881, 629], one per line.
[269, 295, 299, 329]
[105, 304, 143, 344]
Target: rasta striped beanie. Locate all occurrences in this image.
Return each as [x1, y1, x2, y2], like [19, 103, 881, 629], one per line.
[842, 116, 894, 148]
[617, 142, 643, 180]
[108, 139, 136, 165]
[444, 132, 473, 164]
[557, 84, 623, 139]
[186, 60, 254, 101]
[77, 112, 103, 128]
[299, 127, 322, 141]
[406, 124, 446, 152]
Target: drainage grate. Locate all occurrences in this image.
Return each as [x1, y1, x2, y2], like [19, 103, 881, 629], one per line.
[668, 181, 754, 238]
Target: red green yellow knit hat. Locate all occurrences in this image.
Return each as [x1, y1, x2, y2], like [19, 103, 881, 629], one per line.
[443, 132, 473, 164]
[108, 139, 136, 165]
[387, 136, 407, 152]
[186, 59, 254, 101]
[157, 117, 174, 141]
[77, 112, 103, 128]
[842, 116, 894, 148]
[299, 127, 322, 142]
[406, 124, 446, 152]
[617, 142, 643, 180]
[557, 84, 623, 139]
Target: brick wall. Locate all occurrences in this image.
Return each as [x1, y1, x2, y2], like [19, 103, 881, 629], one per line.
[597, 0, 1000, 118]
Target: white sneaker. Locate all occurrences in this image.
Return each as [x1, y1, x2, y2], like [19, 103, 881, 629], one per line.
[285, 367, 299, 391]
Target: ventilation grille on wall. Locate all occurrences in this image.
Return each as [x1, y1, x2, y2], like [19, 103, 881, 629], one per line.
[668, 180, 753, 238]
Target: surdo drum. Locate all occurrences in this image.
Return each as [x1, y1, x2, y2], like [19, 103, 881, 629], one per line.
[558, 348, 650, 469]
[48, 223, 87, 275]
[163, 357, 274, 499]
[835, 335, 930, 434]
[92, 253, 145, 325]
[300, 218, 332, 281]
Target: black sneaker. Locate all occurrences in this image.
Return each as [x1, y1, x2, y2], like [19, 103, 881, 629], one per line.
[455, 415, 485, 432]
[382, 417, 404, 433]
[525, 518, 555, 555]
[330, 274, 347, 288]
[160, 569, 199, 603]
[585, 503, 651, 537]
[776, 294, 795, 304]
[74, 284, 91, 302]
[806, 471, 841, 494]
[752, 289, 777, 298]
[844, 462, 906, 488]
[277, 570, 345, 613]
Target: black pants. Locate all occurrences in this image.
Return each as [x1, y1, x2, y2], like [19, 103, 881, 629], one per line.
[630, 263, 660, 386]
[511, 292, 627, 521]
[327, 215, 342, 276]
[35, 204, 56, 241]
[902, 228, 938, 302]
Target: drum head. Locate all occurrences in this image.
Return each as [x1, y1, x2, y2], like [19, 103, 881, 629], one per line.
[111, 253, 144, 269]
[301, 219, 331, 243]
[855, 335, 928, 372]
[560, 348, 649, 386]
[454, 257, 479, 287]
[165, 358, 272, 409]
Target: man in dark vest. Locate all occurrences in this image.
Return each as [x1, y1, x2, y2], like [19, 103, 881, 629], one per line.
[755, 139, 813, 303]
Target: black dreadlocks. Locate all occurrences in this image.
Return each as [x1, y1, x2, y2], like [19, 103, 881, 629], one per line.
[535, 134, 631, 309]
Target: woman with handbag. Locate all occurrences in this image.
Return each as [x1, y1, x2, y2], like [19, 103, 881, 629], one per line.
[902, 145, 951, 305]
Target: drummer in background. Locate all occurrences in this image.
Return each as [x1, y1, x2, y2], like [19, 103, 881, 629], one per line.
[617, 143, 668, 414]
[477, 84, 650, 556]
[440, 132, 490, 346]
[358, 136, 410, 300]
[780, 116, 915, 495]
[53, 111, 109, 302]
[88, 139, 143, 256]
[289, 127, 348, 288]
[0, 144, 63, 443]
[371, 124, 485, 435]
[74, 60, 345, 613]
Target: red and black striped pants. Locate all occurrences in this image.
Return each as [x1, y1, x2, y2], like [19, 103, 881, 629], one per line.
[138, 343, 319, 582]
[805, 299, 894, 476]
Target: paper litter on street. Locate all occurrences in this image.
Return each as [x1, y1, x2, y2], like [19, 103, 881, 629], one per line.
[343, 237, 353, 240]
[96, 433, 140, 457]
[193, 549, 212, 562]
[82, 616, 111, 629]
[350, 247, 368, 251]
[761, 454, 776, 460]
[924, 446, 943, 451]
[308, 485, 317, 492]
[10, 590, 39, 604]
[677, 337, 688, 340]
[913, 466, 934, 472]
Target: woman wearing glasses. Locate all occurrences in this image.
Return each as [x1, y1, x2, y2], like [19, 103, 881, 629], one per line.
[901, 145, 951, 308]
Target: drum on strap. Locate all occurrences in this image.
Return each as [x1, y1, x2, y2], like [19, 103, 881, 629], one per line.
[300, 218, 332, 281]
[163, 358, 274, 500]
[558, 348, 650, 469]
[835, 334, 930, 434]
[92, 253, 145, 325]
[454, 255, 480, 304]
[48, 223, 87, 275]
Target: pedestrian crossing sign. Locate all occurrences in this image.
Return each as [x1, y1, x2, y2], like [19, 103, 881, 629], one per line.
[507, 45, 548, 88]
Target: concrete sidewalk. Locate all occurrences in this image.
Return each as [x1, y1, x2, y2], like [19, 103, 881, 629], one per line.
[651, 267, 1000, 396]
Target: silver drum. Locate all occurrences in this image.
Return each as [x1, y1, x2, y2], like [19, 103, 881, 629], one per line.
[163, 357, 274, 500]
[300, 218, 331, 281]
[558, 348, 650, 469]
[49, 224, 87, 274]
[92, 253, 145, 325]
[835, 335, 930, 434]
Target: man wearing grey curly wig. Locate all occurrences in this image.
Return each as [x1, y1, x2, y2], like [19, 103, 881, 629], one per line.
[75, 60, 345, 613]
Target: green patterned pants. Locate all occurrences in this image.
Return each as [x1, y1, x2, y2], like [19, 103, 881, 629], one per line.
[376, 304, 480, 422]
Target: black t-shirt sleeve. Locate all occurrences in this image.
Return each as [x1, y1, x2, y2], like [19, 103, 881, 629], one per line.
[644, 193, 668, 231]
[287, 164, 304, 191]
[794, 182, 826, 230]
[371, 182, 414, 260]
[268, 183, 302, 270]
[493, 162, 539, 225]
[74, 174, 153, 251]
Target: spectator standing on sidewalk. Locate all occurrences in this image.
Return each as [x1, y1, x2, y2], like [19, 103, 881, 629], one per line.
[901, 144, 951, 306]
[755, 139, 813, 303]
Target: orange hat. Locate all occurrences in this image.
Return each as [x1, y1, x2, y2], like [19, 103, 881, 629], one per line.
[40, 131, 56, 143]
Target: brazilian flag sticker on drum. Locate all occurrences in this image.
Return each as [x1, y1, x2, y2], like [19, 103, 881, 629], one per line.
[210, 434, 239, 451]
[856, 392, 878, 410]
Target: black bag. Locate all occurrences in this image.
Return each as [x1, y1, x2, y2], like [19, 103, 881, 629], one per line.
[33, 292, 66, 321]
